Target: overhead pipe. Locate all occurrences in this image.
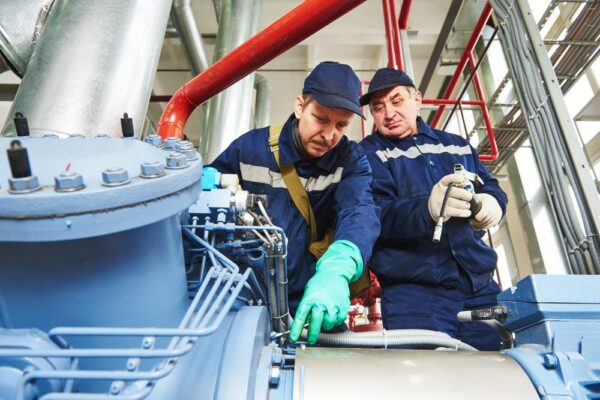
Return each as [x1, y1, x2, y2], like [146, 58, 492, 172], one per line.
[0, 0, 55, 76]
[171, 0, 209, 76]
[157, 0, 368, 140]
[430, 2, 493, 129]
[2, 1, 172, 138]
[200, 0, 262, 163]
[253, 73, 272, 129]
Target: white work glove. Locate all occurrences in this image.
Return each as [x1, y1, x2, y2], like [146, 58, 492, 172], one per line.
[470, 193, 502, 230]
[428, 174, 473, 222]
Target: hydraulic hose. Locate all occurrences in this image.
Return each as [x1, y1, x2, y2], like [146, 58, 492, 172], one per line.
[309, 329, 477, 351]
[457, 310, 513, 350]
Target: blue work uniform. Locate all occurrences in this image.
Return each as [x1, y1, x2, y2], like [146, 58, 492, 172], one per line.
[360, 117, 508, 350]
[210, 114, 381, 312]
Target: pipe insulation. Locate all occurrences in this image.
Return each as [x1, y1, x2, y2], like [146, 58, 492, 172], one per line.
[490, 0, 600, 274]
[253, 73, 272, 129]
[200, 0, 263, 163]
[171, 0, 209, 76]
[1, 0, 173, 138]
[0, 0, 55, 76]
[311, 329, 477, 351]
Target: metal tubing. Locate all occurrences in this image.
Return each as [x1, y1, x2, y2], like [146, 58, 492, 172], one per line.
[430, 2, 493, 129]
[157, 0, 367, 140]
[171, 0, 209, 76]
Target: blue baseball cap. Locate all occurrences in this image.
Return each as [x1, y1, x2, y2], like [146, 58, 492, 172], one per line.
[359, 68, 415, 106]
[303, 61, 365, 119]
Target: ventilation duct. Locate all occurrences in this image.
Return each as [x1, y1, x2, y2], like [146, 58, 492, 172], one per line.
[0, 0, 54, 76]
[200, 0, 263, 162]
[1, 0, 172, 138]
[253, 73, 271, 129]
[171, 0, 209, 76]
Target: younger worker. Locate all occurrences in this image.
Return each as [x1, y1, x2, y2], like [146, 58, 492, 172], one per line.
[359, 68, 507, 350]
[210, 61, 380, 344]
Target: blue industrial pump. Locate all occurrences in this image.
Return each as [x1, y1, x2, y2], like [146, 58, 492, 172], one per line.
[0, 134, 599, 399]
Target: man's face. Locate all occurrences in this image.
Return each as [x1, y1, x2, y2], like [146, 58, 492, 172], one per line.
[294, 96, 354, 158]
[370, 85, 422, 138]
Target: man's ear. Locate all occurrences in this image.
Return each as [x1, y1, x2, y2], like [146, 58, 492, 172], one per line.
[414, 90, 423, 111]
[293, 95, 304, 119]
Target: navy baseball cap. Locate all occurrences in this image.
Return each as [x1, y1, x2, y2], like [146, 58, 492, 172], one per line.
[303, 61, 365, 119]
[359, 68, 415, 106]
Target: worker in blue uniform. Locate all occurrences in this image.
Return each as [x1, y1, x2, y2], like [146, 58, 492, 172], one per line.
[359, 68, 507, 350]
[210, 61, 380, 344]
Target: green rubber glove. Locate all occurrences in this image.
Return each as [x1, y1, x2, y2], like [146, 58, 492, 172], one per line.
[290, 240, 363, 344]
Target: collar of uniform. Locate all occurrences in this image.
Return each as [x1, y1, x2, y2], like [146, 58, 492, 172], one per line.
[416, 116, 438, 141]
[373, 116, 439, 144]
[278, 114, 303, 164]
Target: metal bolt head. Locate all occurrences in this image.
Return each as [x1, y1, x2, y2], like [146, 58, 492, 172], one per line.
[55, 171, 85, 192]
[95, 133, 111, 138]
[101, 167, 129, 186]
[140, 160, 165, 178]
[8, 175, 41, 194]
[69, 133, 86, 138]
[543, 353, 558, 369]
[176, 140, 193, 150]
[180, 147, 199, 161]
[271, 347, 284, 366]
[144, 134, 162, 147]
[176, 141, 199, 161]
[269, 365, 281, 387]
[165, 152, 188, 169]
[163, 137, 180, 150]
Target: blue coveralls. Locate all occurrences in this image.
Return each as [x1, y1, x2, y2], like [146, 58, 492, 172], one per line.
[360, 117, 508, 350]
[210, 114, 381, 312]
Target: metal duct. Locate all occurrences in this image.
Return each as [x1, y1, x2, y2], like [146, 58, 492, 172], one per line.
[200, 0, 262, 163]
[253, 73, 271, 129]
[171, 0, 209, 76]
[1, 0, 172, 138]
[0, 0, 54, 76]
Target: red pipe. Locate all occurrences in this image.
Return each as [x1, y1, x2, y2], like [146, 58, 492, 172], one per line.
[430, 2, 493, 129]
[157, 0, 367, 140]
[423, 96, 498, 161]
[398, 0, 413, 30]
[422, 99, 485, 106]
[382, 0, 398, 69]
[388, 0, 404, 71]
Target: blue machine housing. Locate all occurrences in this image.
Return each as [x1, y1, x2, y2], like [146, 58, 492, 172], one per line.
[2, 137, 600, 400]
[499, 275, 600, 399]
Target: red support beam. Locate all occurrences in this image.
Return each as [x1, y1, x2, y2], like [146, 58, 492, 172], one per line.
[388, 0, 404, 71]
[398, 0, 413, 30]
[382, 0, 398, 69]
[157, 0, 367, 140]
[430, 2, 493, 129]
